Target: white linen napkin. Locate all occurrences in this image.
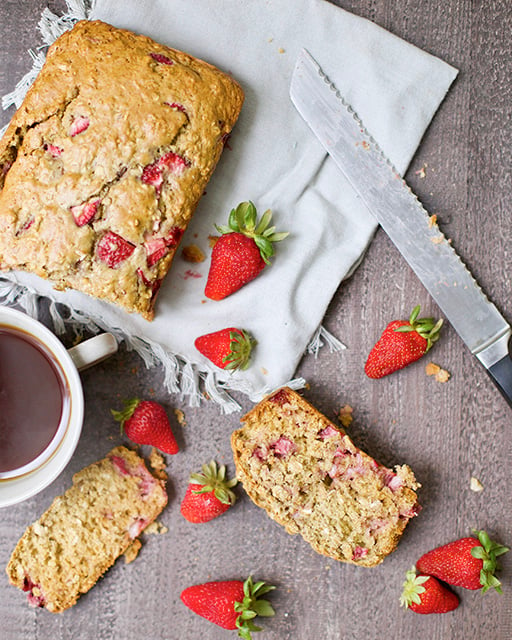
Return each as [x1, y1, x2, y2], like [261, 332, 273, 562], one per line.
[0, 0, 458, 411]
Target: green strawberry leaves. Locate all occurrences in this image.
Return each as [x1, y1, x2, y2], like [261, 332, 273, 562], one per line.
[224, 329, 257, 371]
[189, 460, 238, 506]
[393, 304, 443, 352]
[216, 201, 289, 264]
[400, 567, 430, 608]
[471, 529, 510, 594]
[234, 576, 276, 639]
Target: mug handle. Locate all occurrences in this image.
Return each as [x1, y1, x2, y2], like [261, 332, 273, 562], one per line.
[67, 333, 118, 371]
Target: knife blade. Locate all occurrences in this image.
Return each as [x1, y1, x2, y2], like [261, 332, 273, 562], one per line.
[290, 48, 512, 406]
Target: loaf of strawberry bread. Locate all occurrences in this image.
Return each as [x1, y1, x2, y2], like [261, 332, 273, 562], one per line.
[6, 446, 167, 612]
[231, 388, 420, 567]
[0, 20, 244, 320]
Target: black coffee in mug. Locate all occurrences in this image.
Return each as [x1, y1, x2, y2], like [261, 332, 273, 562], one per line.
[0, 325, 70, 474]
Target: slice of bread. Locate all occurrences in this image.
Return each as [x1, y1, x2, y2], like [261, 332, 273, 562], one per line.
[6, 446, 167, 612]
[231, 388, 420, 567]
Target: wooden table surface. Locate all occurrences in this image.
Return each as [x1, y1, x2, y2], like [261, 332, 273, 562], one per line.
[0, 1, 510, 639]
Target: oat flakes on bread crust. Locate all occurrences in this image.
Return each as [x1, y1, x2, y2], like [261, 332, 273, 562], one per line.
[0, 20, 244, 320]
[6, 446, 167, 612]
[231, 387, 420, 567]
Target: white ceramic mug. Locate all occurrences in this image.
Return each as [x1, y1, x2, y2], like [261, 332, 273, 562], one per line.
[0, 306, 118, 507]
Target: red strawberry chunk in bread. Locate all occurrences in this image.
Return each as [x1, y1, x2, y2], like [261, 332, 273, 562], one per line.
[141, 163, 163, 190]
[97, 231, 135, 268]
[158, 151, 189, 175]
[69, 115, 90, 137]
[23, 577, 46, 608]
[150, 52, 174, 65]
[70, 200, 100, 227]
[318, 425, 339, 439]
[144, 236, 169, 267]
[352, 546, 369, 561]
[165, 101, 187, 115]
[271, 437, 297, 458]
[141, 152, 189, 193]
[128, 517, 149, 539]
[44, 143, 63, 157]
[166, 226, 184, 247]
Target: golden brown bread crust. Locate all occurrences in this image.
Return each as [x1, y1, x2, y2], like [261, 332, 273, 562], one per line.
[232, 388, 420, 567]
[6, 446, 167, 612]
[0, 20, 244, 320]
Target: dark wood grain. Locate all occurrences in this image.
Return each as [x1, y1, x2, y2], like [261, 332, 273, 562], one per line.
[0, 1, 510, 639]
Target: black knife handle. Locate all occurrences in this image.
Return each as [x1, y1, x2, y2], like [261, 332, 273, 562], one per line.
[487, 353, 512, 408]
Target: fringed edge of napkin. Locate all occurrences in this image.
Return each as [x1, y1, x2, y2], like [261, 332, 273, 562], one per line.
[0, 276, 316, 413]
[0, 0, 347, 413]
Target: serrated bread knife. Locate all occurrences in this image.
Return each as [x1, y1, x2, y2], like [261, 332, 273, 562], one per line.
[290, 49, 512, 406]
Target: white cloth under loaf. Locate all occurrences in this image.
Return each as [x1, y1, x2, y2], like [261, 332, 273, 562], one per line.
[0, 0, 458, 410]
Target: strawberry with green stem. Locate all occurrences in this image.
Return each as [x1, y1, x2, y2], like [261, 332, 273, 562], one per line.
[400, 567, 459, 614]
[365, 304, 443, 379]
[181, 460, 238, 523]
[205, 201, 288, 300]
[195, 327, 256, 371]
[111, 398, 179, 454]
[181, 575, 275, 638]
[416, 529, 509, 593]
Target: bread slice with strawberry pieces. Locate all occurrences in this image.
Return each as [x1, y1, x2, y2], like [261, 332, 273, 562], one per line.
[231, 387, 421, 567]
[6, 446, 167, 612]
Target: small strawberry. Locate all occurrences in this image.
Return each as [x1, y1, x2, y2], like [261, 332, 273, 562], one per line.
[204, 201, 288, 300]
[400, 567, 459, 614]
[97, 231, 135, 267]
[111, 398, 179, 455]
[181, 575, 275, 638]
[416, 529, 509, 593]
[365, 305, 443, 378]
[180, 460, 237, 523]
[195, 327, 256, 371]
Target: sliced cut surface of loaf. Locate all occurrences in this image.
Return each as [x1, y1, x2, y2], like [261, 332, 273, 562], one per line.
[231, 388, 420, 567]
[6, 446, 167, 612]
[0, 20, 244, 320]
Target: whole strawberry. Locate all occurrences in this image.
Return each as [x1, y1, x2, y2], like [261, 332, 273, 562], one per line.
[195, 327, 256, 371]
[181, 575, 275, 638]
[400, 567, 459, 614]
[205, 201, 288, 300]
[111, 398, 179, 454]
[181, 460, 237, 523]
[416, 529, 509, 593]
[365, 305, 443, 378]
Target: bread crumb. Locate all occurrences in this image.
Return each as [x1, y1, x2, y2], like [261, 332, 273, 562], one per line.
[426, 362, 451, 382]
[431, 235, 444, 244]
[470, 476, 484, 492]
[208, 235, 219, 248]
[415, 163, 427, 179]
[428, 214, 438, 228]
[182, 244, 205, 263]
[174, 408, 186, 427]
[148, 448, 168, 480]
[144, 521, 169, 535]
[261, 367, 268, 375]
[123, 539, 142, 564]
[338, 404, 353, 427]
[278, 47, 285, 54]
